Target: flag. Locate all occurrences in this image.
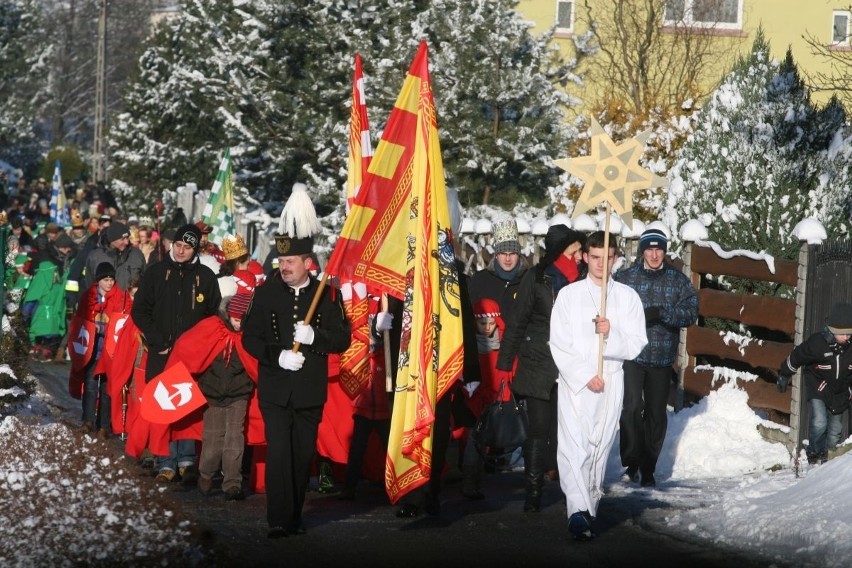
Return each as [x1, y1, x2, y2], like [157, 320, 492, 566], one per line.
[202, 148, 236, 246]
[337, 54, 375, 399]
[140, 361, 207, 425]
[325, 41, 465, 504]
[49, 160, 69, 227]
[346, 53, 374, 212]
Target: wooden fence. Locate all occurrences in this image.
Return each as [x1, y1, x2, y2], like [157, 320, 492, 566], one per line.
[458, 228, 804, 450]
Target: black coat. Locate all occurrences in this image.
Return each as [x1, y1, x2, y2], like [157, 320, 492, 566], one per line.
[131, 255, 221, 354]
[241, 272, 351, 409]
[781, 328, 852, 415]
[468, 260, 527, 322]
[497, 263, 566, 401]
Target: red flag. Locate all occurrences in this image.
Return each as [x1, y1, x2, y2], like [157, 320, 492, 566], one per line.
[140, 361, 207, 424]
[337, 54, 377, 399]
[326, 41, 465, 504]
[68, 315, 95, 374]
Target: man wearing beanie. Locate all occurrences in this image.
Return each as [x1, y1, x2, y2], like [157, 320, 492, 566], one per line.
[132, 222, 222, 485]
[778, 302, 852, 464]
[83, 221, 146, 291]
[469, 219, 528, 321]
[614, 226, 698, 488]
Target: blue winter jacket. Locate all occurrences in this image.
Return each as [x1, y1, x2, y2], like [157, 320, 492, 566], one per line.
[615, 260, 698, 367]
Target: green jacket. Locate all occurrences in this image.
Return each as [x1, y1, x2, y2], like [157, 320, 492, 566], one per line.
[24, 260, 69, 340]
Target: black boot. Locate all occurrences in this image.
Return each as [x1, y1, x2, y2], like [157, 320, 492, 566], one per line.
[523, 438, 546, 513]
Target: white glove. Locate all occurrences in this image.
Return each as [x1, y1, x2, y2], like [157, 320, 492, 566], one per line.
[375, 311, 394, 332]
[463, 381, 480, 397]
[278, 350, 305, 371]
[293, 321, 315, 345]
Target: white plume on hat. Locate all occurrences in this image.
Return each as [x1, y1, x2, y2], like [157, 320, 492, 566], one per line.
[278, 182, 321, 238]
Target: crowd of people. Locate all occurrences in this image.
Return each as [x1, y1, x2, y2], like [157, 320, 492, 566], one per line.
[4, 178, 708, 542]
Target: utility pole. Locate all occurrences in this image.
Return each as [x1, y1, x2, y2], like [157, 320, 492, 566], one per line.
[93, 0, 108, 183]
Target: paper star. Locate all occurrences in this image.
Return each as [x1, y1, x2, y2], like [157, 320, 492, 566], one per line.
[554, 119, 667, 225]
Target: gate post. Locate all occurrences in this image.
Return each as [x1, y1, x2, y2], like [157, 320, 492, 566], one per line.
[789, 240, 809, 455]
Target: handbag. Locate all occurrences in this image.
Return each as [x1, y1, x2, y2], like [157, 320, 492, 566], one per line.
[472, 382, 528, 455]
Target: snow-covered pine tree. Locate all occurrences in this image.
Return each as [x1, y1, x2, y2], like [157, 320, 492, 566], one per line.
[412, 0, 587, 209]
[662, 29, 850, 264]
[0, 0, 51, 175]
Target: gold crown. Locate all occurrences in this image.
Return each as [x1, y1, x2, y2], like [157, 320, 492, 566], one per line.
[70, 210, 84, 228]
[222, 233, 248, 261]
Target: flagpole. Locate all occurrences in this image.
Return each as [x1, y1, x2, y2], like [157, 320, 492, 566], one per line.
[291, 272, 330, 353]
[597, 204, 612, 379]
[381, 294, 393, 393]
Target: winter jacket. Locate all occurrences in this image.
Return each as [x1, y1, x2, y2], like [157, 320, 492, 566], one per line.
[469, 257, 528, 322]
[497, 262, 572, 401]
[24, 244, 74, 341]
[615, 260, 698, 367]
[195, 318, 254, 407]
[781, 328, 852, 415]
[131, 254, 221, 354]
[84, 243, 146, 291]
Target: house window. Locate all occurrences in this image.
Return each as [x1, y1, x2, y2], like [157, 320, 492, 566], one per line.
[555, 0, 573, 33]
[833, 11, 851, 45]
[664, 0, 742, 29]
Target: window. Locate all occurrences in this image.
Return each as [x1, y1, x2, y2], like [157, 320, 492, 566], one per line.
[664, 0, 742, 29]
[555, 0, 574, 33]
[833, 11, 851, 45]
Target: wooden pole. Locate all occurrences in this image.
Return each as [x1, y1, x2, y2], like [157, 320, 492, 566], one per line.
[291, 271, 330, 352]
[597, 204, 612, 378]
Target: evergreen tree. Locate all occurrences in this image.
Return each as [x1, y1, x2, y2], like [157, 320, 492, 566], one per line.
[662, 30, 851, 264]
[413, 0, 586, 208]
[0, 0, 51, 176]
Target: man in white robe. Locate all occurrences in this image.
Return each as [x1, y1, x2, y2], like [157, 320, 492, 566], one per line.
[549, 230, 647, 541]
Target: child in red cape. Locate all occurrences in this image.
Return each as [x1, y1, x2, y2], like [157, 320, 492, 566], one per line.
[68, 262, 133, 438]
[167, 293, 260, 499]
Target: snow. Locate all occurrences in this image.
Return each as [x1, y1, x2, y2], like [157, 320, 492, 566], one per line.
[792, 218, 827, 245]
[679, 218, 709, 241]
[3, 356, 850, 565]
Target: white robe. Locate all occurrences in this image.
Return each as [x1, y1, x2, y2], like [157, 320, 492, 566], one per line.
[550, 277, 647, 518]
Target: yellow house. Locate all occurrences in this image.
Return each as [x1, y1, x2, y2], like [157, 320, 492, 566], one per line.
[517, 0, 851, 112]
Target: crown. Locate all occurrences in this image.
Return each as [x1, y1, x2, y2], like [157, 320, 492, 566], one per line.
[222, 233, 248, 261]
[70, 210, 84, 228]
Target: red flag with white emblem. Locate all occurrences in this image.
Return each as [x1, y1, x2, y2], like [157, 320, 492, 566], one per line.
[68, 315, 95, 373]
[140, 361, 207, 424]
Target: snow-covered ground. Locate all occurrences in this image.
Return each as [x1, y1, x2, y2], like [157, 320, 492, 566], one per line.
[1, 363, 849, 567]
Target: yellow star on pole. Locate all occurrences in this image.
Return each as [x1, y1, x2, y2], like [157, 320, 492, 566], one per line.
[554, 118, 667, 226]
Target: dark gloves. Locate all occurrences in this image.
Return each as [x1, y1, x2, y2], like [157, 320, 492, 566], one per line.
[776, 374, 790, 393]
[644, 306, 662, 325]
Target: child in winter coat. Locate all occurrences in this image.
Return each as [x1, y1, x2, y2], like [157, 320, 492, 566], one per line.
[71, 262, 133, 437]
[169, 292, 257, 500]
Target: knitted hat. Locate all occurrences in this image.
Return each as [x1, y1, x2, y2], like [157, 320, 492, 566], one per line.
[638, 228, 668, 255]
[492, 220, 521, 254]
[95, 262, 115, 281]
[55, 233, 74, 249]
[827, 302, 852, 335]
[247, 260, 266, 284]
[543, 224, 585, 266]
[473, 298, 501, 319]
[45, 222, 60, 235]
[98, 214, 112, 223]
[227, 293, 252, 319]
[275, 183, 320, 256]
[232, 269, 256, 296]
[105, 222, 129, 243]
[222, 233, 248, 261]
[174, 223, 202, 252]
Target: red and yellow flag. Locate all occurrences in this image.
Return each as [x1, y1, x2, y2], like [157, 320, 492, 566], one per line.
[325, 41, 464, 503]
[337, 54, 375, 399]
